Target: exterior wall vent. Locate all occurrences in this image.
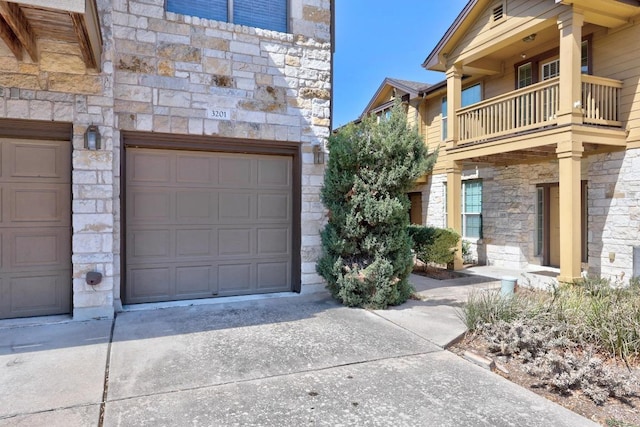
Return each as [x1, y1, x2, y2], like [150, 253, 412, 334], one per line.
[493, 4, 504, 22]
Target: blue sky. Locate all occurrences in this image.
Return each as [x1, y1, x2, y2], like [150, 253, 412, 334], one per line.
[332, 0, 469, 128]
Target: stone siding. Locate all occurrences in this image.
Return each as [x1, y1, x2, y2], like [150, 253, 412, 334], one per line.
[420, 152, 640, 284]
[588, 148, 640, 283]
[0, 0, 331, 318]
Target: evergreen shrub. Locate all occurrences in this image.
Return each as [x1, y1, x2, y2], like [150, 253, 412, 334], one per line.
[407, 225, 460, 267]
[316, 103, 436, 308]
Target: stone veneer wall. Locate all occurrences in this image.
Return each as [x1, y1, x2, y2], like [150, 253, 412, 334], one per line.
[422, 153, 640, 283]
[0, 0, 116, 319]
[111, 0, 332, 305]
[588, 148, 640, 284]
[0, 0, 331, 319]
[421, 174, 446, 229]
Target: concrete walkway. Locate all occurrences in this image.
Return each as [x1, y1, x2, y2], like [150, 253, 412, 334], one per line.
[0, 270, 598, 427]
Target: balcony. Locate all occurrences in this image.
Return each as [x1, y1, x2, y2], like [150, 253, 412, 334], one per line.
[456, 75, 623, 146]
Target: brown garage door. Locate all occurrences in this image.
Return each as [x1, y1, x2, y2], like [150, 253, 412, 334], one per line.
[0, 138, 71, 319]
[125, 148, 293, 304]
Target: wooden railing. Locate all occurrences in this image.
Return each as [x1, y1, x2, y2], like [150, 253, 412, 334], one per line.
[582, 75, 622, 126]
[455, 75, 622, 144]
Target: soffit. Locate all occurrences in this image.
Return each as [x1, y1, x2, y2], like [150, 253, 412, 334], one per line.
[0, 0, 102, 69]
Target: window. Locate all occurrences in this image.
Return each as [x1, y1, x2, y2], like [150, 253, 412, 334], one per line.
[461, 84, 482, 107]
[442, 84, 482, 140]
[581, 40, 589, 74]
[462, 180, 482, 239]
[541, 59, 559, 81]
[517, 63, 533, 89]
[441, 97, 448, 141]
[514, 39, 591, 87]
[167, 0, 288, 33]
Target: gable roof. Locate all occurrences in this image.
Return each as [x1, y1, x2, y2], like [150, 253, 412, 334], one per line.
[422, 0, 480, 72]
[423, 0, 640, 72]
[360, 77, 430, 118]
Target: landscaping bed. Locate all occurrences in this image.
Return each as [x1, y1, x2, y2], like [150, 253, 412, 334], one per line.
[412, 265, 469, 280]
[453, 279, 640, 427]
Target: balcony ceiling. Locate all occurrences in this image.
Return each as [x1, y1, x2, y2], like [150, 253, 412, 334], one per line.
[0, 0, 102, 69]
[557, 0, 640, 28]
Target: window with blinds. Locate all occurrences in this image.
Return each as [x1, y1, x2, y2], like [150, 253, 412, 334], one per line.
[167, 0, 288, 33]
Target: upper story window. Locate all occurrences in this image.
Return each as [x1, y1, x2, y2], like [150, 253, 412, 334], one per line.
[376, 107, 392, 123]
[442, 83, 482, 140]
[581, 40, 589, 74]
[167, 0, 288, 33]
[542, 59, 559, 81]
[517, 63, 533, 89]
[515, 39, 591, 89]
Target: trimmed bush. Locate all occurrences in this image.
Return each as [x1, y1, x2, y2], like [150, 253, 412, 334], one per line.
[316, 102, 436, 309]
[407, 225, 460, 267]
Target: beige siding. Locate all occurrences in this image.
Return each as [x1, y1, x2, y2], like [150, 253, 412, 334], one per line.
[593, 24, 640, 143]
[449, 0, 562, 63]
[422, 93, 447, 173]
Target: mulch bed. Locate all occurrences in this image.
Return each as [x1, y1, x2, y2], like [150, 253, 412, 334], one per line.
[412, 265, 469, 280]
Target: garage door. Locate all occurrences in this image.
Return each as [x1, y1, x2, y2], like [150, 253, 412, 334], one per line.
[0, 138, 71, 319]
[125, 148, 293, 304]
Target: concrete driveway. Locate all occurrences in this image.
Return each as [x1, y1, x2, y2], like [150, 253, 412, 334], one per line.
[0, 276, 598, 427]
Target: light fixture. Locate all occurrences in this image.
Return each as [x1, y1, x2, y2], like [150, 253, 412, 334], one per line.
[521, 53, 527, 59]
[313, 144, 325, 164]
[85, 125, 101, 150]
[522, 33, 536, 43]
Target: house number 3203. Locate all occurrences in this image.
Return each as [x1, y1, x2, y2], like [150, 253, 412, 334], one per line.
[209, 109, 230, 120]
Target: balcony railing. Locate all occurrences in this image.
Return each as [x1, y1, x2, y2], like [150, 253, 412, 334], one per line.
[582, 75, 623, 126]
[456, 75, 622, 145]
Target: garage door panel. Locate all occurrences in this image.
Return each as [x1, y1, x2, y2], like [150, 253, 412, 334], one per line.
[5, 273, 70, 317]
[176, 229, 214, 257]
[176, 266, 217, 297]
[176, 155, 217, 185]
[257, 262, 289, 290]
[218, 263, 252, 292]
[218, 157, 253, 187]
[128, 151, 173, 184]
[218, 228, 252, 256]
[126, 148, 292, 304]
[128, 190, 172, 223]
[258, 158, 291, 187]
[4, 141, 70, 182]
[10, 230, 69, 268]
[257, 228, 289, 255]
[176, 191, 217, 223]
[130, 229, 171, 258]
[0, 138, 71, 319]
[128, 267, 171, 301]
[219, 192, 252, 220]
[258, 193, 290, 220]
[9, 185, 69, 224]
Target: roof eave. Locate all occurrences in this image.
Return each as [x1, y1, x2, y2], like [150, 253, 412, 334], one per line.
[422, 0, 477, 71]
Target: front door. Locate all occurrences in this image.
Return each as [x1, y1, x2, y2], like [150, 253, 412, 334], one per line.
[409, 192, 422, 225]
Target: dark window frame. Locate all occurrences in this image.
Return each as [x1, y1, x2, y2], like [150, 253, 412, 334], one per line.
[513, 34, 592, 89]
